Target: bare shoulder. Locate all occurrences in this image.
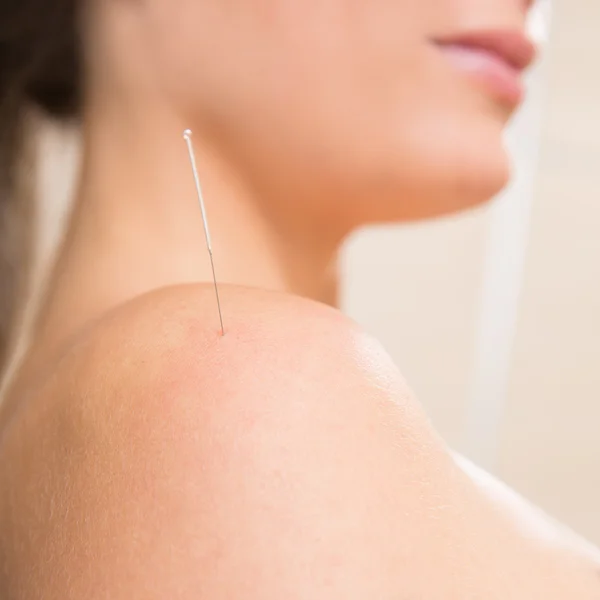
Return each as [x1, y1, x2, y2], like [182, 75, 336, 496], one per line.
[1, 284, 599, 599]
[42, 282, 419, 428]
[3, 282, 408, 425]
[0, 283, 434, 597]
[63, 282, 434, 499]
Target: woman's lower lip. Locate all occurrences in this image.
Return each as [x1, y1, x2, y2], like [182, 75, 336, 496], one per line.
[436, 43, 525, 107]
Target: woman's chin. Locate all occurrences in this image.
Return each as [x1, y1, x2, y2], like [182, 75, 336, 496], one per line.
[339, 152, 511, 226]
[420, 161, 511, 221]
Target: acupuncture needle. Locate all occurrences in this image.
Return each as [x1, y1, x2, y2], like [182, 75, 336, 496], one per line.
[183, 129, 226, 337]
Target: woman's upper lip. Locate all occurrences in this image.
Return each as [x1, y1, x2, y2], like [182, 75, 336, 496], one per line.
[433, 29, 538, 71]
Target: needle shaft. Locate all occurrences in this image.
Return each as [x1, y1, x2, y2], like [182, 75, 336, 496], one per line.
[183, 129, 225, 336]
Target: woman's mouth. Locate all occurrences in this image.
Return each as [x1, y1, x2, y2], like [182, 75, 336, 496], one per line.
[433, 29, 538, 108]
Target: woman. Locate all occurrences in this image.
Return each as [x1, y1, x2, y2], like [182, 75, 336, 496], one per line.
[0, 0, 599, 597]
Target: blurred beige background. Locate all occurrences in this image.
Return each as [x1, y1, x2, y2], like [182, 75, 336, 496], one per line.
[344, 0, 600, 544]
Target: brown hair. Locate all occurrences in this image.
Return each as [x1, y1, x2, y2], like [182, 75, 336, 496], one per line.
[0, 0, 80, 372]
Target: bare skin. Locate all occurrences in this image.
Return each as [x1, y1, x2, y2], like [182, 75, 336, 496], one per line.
[1, 285, 599, 599]
[1, 0, 600, 596]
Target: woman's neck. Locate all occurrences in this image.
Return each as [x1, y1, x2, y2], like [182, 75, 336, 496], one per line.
[32, 109, 342, 358]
